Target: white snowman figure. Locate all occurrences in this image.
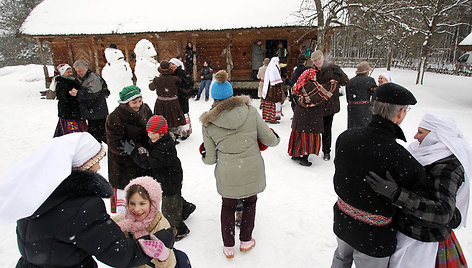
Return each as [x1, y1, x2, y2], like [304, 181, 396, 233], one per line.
[101, 44, 133, 103]
[134, 39, 160, 105]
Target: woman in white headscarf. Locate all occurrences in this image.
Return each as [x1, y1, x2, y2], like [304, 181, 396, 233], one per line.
[261, 56, 284, 124]
[367, 113, 470, 268]
[378, 71, 394, 85]
[0, 133, 161, 267]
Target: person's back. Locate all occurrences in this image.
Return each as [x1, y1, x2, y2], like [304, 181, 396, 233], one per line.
[148, 132, 183, 193]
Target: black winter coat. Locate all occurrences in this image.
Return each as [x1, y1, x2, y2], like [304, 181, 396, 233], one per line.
[55, 76, 82, 119]
[16, 170, 152, 268]
[345, 74, 377, 129]
[200, 66, 213, 80]
[333, 115, 429, 257]
[148, 133, 183, 196]
[173, 67, 194, 114]
[77, 69, 109, 120]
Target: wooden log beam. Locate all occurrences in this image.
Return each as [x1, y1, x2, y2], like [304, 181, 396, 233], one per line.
[91, 37, 100, 74]
[35, 38, 50, 88]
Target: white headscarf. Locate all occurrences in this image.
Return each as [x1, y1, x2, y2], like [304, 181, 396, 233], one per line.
[262, 57, 283, 99]
[0, 133, 104, 225]
[379, 72, 394, 83]
[169, 58, 185, 70]
[57, 64, 71, 76]
[407, 113, 471, 227]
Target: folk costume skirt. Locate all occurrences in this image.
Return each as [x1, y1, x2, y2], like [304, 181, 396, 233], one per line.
[53, 118, 88, 137]
[288, 129, 321, 157]
[262, 99, 276, 122]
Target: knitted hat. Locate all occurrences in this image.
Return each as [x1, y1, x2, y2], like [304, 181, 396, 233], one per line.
[57, 63, 71, 75]
[117, 176, 163, 238]
[211, 70, 233, 100]
[311, 50, 323, 61]
[146, 115, 168, 134]
[72, 132, 106, 170]
[373, 83, 417, 105]
[356, 61, 372, 74]
[158, 60, 173, 75]
[118, 85, 142, 104]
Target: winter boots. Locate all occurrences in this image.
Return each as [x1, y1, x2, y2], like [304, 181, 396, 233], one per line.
[323, 152, 331, 161]
[162, 195, 195, 241]
[182, 199, 196, 221]
[291, 155, 312, 166]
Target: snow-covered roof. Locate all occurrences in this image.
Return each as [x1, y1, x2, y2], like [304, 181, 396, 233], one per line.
[459, 32, 472, 46]
[20, 0, 305, 36]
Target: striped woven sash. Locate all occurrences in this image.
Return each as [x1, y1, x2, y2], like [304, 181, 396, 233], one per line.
[337, 197, 392, 226]
[157, 95, 178, 101]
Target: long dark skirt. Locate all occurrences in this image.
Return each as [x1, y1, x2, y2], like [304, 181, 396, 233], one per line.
[288, 129, 321, 157]
[53, 118, 88, 137]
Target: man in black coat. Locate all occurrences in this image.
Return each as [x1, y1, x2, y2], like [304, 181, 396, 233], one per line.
[311, 50, 349, 161]
[331, 83, 428, 268]
[74, 59, 110, 144]
[345, 61, 377, 129]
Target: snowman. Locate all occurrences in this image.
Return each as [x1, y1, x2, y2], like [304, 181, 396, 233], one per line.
[101, 44, 133, 103]
[134, 39, 160, 105]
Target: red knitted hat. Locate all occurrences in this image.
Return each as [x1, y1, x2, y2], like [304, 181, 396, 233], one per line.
[146, 115, 168, 134]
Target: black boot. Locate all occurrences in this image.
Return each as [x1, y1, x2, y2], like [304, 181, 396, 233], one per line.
[299, 155, 312, 166]
[323, 152, 331, 161]
[182, 199, 196, 220]
[162, 195, 189, 240]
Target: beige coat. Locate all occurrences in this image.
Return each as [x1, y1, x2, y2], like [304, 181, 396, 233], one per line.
[112, 212, 177, 268]
[257, 65, 268, 98]
[200, 96, 280, 198]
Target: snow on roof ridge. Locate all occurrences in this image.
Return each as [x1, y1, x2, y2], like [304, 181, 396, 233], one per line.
[20, 0, 305, 36]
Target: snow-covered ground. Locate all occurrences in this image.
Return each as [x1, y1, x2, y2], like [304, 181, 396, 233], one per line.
[0, 64, 471, 267]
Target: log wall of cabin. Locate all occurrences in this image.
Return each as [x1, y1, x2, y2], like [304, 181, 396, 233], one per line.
[41, 27, 315, 81]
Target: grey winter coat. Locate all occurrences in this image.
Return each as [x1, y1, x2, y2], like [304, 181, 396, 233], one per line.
[200, 96, 280, 198]
[77, 69, 109, 120]
[252, 43, 266, 70]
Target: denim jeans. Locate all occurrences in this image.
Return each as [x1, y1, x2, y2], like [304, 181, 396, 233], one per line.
[197, 79, 212, 99]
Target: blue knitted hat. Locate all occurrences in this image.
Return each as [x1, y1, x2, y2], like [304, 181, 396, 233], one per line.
[211, 70, 233, 100]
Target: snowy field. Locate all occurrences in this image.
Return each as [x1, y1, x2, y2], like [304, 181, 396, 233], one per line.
[0, 64, 471, 267]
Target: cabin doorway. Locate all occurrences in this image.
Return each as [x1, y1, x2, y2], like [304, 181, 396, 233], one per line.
[265, 40, 287, 59]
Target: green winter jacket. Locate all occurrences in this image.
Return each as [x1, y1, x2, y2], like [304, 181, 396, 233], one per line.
[200, 95, 280, 198]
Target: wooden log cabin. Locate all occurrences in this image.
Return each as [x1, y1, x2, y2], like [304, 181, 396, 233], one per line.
[19, 0, 317, 90]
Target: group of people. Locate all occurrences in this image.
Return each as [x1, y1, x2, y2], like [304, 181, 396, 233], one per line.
[52, 60, 109, 143]
[0, 41, 470, 267]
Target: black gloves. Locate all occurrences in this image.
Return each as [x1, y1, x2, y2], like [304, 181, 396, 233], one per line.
[365, 171, 400, 201]
[119, 140, 135, 155]
[153, 228, 176, 249]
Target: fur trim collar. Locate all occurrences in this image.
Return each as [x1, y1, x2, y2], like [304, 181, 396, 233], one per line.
[200, 95, 251, 126]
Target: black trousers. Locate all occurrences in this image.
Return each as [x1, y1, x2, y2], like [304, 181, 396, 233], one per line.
[88, 119, 107, 144]
[322, 114, 334, 154]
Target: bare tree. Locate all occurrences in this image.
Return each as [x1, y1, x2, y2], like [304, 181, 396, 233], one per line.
[295, 0, 363, 54]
